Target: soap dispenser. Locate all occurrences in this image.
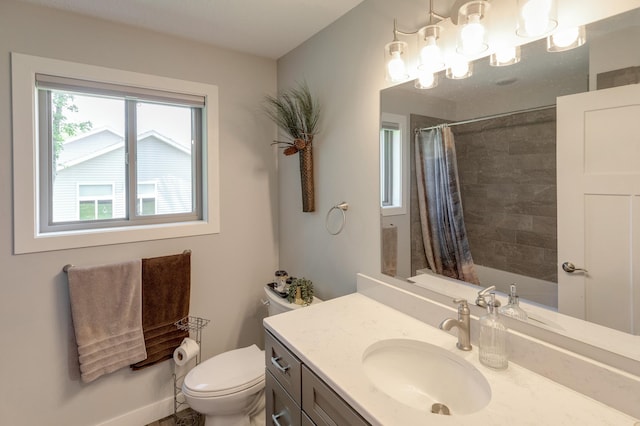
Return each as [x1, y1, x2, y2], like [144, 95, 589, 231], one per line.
[479, 293, 508, 370]
[499, 284, 528, 321]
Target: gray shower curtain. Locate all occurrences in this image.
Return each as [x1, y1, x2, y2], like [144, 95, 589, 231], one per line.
[415, 126, 479, 284]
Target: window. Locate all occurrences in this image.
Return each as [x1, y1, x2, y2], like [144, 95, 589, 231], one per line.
[77, 184, 114, 220]
[380, 113, 408, 216]
[38, 75, 202, 233]
[11, 53, 220, 253]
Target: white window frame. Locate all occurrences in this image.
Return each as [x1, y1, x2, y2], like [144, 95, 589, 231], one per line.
[11, 53, 220, 254]
[136, 181, 158, 216]
[380, 112, 408, 217]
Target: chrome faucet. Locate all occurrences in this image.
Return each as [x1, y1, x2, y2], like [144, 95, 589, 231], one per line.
[439, 298, 472, 351]
[476, 285, 501, 308]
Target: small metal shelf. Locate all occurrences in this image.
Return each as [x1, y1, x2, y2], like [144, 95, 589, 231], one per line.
[172, 316, 210, 426]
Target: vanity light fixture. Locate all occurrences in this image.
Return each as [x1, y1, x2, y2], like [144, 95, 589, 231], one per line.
[516, 0, 558, 37]
[547, 26, 586, 52]
[383, 0, 573, 85]
[457, 1, 490, 56]
[490, 45, 521, 66]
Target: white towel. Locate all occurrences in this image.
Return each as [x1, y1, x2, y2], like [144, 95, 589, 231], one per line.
[67, 260, 147, 383]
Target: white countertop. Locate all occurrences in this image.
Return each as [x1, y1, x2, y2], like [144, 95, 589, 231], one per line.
[264, 293, 638, 425]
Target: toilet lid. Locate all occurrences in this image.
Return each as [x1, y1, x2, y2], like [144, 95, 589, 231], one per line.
[183, 344, 265, 396]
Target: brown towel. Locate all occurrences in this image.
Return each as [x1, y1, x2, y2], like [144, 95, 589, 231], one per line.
[131, 252, 191, 370]
[67, 260, 147, 383]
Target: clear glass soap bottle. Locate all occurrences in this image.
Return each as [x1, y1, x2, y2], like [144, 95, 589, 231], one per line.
[499, 284, 528, 321]
[479, 293, 508, 370]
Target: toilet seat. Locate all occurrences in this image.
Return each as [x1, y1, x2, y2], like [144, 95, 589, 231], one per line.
[183, 344, 265, 398]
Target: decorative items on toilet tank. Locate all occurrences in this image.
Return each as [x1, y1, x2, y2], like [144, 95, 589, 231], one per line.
[287, 277, 315, 305]
[263, 82, 320, 212]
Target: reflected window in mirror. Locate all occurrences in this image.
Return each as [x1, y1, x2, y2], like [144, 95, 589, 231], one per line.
[380, 113, 408, 216]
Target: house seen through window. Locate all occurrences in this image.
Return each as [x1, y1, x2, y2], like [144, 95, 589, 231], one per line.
[39, 76, 203, 232]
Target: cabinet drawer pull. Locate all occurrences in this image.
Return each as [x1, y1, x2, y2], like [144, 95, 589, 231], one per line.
[270, 356, 290, 373]
[272, 412, 285, 426]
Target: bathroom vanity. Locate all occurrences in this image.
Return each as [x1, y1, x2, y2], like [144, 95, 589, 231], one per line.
[265, 331, 368, 425]
[263, 275, 639, 425]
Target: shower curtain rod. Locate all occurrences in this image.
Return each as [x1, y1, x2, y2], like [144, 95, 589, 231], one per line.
[416, 104, 556, 133]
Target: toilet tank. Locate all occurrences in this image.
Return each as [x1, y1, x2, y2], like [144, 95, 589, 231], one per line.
[264, 286, 322, 316]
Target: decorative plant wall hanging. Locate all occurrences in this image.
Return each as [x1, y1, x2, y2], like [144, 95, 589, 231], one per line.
[264, 82, 320, 212]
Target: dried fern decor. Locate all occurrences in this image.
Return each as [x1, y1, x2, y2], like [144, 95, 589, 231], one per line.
[264, 82, 320, 212]
[263, 82, 320, 153]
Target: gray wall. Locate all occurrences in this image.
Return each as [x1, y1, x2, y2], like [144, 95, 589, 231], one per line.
[0, 1, 278, 425]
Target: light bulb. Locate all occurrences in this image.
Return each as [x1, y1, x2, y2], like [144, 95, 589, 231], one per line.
[420, 37, 443, 70]
[447, 55, 472, 79]
[415, 70, 437, 89]
[547, 26, 586, 52]
[387, 51, 406, 82]
[551, 27, 579, 47]
[460, 14, 486, 54]
[490, 46, 521, 66]
[501, 47, 516, 62]
[519, 0, 556, 36]
[451, 61, 469, 78]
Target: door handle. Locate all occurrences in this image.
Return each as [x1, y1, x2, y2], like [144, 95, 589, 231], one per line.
[562, 262, 587, 274]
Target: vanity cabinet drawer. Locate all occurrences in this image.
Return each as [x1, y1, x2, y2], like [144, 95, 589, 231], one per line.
[301, 412, 314, 426]
[302, 365, 369, 426]
[266, 331, 302, 404]
[266, 370, 301, 426]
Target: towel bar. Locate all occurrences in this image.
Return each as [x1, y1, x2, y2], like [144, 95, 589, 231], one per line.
[63, 249, 192, 273]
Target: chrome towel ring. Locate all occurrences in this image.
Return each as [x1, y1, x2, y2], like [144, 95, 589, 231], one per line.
[325, 202, 349, 235]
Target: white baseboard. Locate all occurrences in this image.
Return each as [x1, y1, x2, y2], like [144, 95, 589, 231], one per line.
[95, 396, 175, 426]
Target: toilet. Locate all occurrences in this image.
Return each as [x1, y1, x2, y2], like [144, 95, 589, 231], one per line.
[181, 286, 322, 426]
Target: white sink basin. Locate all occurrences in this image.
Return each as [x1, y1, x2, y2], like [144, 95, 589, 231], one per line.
[362, 339, 491, 415]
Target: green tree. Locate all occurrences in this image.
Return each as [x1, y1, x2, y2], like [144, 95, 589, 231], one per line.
[52, 92, 93, 167]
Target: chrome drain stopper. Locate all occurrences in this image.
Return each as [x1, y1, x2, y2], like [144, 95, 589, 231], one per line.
[431, 403, 451, 415]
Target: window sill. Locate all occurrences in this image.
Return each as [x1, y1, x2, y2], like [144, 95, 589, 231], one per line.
[15, 220, 217, 254]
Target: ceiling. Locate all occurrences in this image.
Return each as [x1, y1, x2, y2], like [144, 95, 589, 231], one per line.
[16, 0, 365, 59]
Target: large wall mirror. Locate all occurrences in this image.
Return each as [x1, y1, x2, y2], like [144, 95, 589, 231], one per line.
[380, 5, 640, 344]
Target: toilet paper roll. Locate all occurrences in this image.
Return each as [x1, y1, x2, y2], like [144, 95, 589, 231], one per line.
[173, 337, 200, 366]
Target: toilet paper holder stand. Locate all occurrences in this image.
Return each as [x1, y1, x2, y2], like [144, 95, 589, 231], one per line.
[172, 315, 210, 425]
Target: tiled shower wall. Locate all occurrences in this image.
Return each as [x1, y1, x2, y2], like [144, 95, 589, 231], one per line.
[410, 108, 558, 283]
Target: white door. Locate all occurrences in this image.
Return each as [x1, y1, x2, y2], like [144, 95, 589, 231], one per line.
[557, 83, 640, 335]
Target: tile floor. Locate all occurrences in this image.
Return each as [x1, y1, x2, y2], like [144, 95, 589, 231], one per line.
[145, 409, 204, 426]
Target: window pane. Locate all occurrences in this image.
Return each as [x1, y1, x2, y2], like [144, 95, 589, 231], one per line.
[79, 201, 95, 220]
[97, 200, 113, 219]
[381, 129, 395, 206]
[50, 91, 126, 223]
[79, 184, 112, 197]
[141, 198, 156, 215]
[136, 102, 194, 216]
